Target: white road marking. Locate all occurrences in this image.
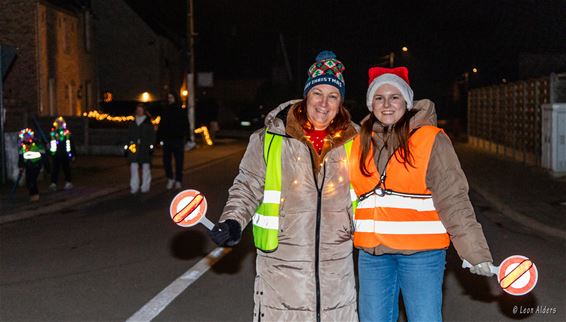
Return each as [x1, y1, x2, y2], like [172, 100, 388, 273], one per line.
[125, 247, 231, 322]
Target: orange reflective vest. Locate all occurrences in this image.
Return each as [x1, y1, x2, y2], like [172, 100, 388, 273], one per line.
[349, 125, 450, 251]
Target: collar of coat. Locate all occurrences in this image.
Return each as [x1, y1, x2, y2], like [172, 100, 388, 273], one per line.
[265, 99, 358, 175]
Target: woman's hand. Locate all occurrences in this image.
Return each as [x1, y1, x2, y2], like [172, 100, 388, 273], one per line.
[208, 219, 242, 247]
[470, 262, 494, 277]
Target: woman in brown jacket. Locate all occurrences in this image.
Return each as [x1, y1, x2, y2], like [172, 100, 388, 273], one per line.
[349, 66, 493, 322]
[209, 51, 358, 321]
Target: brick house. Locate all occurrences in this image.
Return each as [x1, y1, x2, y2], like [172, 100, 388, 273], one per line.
[0, 0, 97, 131]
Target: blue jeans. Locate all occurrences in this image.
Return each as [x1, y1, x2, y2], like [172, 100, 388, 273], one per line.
[358, 250, 446, 322]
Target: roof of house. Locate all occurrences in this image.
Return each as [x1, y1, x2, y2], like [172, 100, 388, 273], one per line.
[122, 0, 184, 48]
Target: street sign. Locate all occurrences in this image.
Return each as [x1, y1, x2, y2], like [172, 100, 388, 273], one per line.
[169, 189, 214, 229]
[462, 255, 538, 296]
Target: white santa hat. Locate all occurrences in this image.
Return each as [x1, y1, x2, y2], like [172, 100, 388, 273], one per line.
[366, 66, 413, 111]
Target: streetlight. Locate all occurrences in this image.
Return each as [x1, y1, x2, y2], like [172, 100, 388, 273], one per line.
[141, 92, 150, 102]
[472, 67, 478, 73]
[402, 46, 409, 52]
[180, 89, 189, 108]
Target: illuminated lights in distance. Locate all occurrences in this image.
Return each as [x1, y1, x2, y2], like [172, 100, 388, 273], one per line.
[194, 126, 213, 146]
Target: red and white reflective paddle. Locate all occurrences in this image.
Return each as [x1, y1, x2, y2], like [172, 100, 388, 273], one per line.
[463, 255, 538, 296]
[169, 189, 214, 230]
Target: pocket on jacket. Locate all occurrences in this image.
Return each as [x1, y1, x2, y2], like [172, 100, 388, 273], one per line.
[256, 255, 315, 311]
[277, 211, 315, 248]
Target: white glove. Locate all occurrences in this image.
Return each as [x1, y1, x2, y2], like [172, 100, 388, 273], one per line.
[469, 261, 494, 277]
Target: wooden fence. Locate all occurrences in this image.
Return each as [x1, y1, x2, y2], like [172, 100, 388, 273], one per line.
[468, 77, 553, 166]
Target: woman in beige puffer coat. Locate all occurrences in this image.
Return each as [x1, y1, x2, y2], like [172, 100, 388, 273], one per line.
[209, 51, 359, 322]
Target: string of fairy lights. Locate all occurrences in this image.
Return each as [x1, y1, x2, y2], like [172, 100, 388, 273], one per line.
[82, 110, 213, 145]
[82, 110, 161, 126]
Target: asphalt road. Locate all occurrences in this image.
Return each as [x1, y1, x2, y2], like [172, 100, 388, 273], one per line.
[1, 150, 565, 321]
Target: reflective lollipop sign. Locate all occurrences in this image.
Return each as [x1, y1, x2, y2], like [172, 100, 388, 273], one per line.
[463, 255, 538, 296]
[169, 189, 214, 230]
[497, 255, 538, 296]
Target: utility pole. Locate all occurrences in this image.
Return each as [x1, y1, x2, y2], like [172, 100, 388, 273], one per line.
[378, 47, 408, 68]
[388, 52, 395, 68]
[376, 52, 395, 67]
[186, 0, 196, 144]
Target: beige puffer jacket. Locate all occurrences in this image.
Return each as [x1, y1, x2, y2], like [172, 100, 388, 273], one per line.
[220, 100, 359, 322]
[360, 99, 492, 265]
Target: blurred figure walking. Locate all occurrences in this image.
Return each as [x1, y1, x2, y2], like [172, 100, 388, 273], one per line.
[157, 92, 189, 190]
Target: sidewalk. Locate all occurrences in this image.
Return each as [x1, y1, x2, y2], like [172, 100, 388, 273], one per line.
[455, 143, 566, 242]
[0, 139, 247, 224]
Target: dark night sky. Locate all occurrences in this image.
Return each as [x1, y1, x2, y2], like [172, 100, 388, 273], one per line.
[125, 0, 566, 115]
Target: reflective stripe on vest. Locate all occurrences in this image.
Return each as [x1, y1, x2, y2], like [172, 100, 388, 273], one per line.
[50, 131, 71, 156]
[23, 151, 42, 160]
[21, 143, 43, 163]
[50, 140, 57, 154]
[252, 129, 357, 252]
[349, 125, 450, 251]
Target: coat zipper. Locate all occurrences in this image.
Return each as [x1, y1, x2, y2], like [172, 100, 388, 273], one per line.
[310, 152, 326, 322]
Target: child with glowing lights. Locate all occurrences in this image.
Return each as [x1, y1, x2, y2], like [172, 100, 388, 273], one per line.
[17, 128, 46, 201]
[48, 116, 75, 191]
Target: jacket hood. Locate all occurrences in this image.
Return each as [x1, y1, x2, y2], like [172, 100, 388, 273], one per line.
[409, 99, 437, 130]
[362, 99, 437, 132]
[264, 99, 302, 135]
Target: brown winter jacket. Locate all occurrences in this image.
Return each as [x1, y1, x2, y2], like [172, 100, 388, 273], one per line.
[359, 99, 492, 265]
[220, 100, 359, 322]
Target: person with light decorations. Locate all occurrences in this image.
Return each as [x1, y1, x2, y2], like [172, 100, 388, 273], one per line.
[17, 128, 46, 202]
[48, 116, 75, 191]
[209, 51, 358, 321]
